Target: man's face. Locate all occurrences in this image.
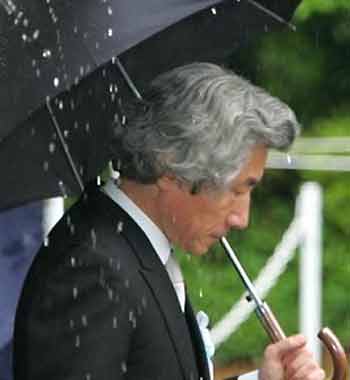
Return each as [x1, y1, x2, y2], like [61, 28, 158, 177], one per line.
[157, 145, 268, 255]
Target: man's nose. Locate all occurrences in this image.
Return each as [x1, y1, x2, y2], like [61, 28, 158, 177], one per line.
[227, 195, 250, 230]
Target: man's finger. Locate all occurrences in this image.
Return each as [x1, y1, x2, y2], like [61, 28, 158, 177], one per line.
[265, 335, 307, 360]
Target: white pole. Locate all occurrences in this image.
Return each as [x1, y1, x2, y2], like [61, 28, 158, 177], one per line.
[297, 182, 322, 363]
[42, 197, 64, 237]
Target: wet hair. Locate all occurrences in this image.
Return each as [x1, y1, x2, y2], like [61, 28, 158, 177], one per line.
[111, 62, 299, 191]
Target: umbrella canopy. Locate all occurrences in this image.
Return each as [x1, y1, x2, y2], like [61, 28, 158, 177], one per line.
[0, 0, 302, 211]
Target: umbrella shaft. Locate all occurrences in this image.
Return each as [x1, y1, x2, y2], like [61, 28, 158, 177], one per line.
[220, 237, 286, 343]
[256, 302, 286, 342]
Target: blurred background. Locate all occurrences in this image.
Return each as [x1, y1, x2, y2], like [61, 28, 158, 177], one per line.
[1, 1, 349, 379]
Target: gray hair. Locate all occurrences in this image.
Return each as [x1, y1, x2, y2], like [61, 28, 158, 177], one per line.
[112, 62, 299, 191]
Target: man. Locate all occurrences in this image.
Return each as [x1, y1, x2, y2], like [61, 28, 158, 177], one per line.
[13, 63, 325, 380]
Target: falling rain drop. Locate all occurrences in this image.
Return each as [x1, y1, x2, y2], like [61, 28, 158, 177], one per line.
[43, 236, 50, 247]
[69, 319, 75, 329]
[53, 77, 60, 87]
[107, 28, 113, 37]
[43, 161, 49, 171]
[73, 287, 78, 299]
[81, 315, 88, 327]
[33, 29, 40, 40]
[86, 374, 91, 380]
[91, 229, 97, 249]
[48, 142, 56, 153]
[286, 154, 292, 165]
[75, 335, 80, 348]
[21, 34, 28, 42]
[121, 361, 127, 373]
[58, 181, 68, 198]
[71, 257, 76, 267]
[42, 49, 52, 59]
[113, 316, 118, 328]
[22, 18, 29, 27]
[107, 6, 113, 15]
[199, 288, 203, 298]
[58, 100, 64, 110]
[211, 7, 217, 15]
[63, 130, 69, 138]
[36, 68, 41, 78]
[117, 221, 124, 233]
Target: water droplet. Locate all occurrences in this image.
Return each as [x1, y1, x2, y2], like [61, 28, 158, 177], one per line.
[73, 25, 78, 34]
[23, 18, 29, 27]
[86, 373, 91, 380]
[58, 181, 68, 198]
[63, 130, 69, 138]
[80, 66, 84, 76]
[85, 122, 90, 132]
[21, 34, 28, 42]
[91, 229, 97, 249]
[42, 49, 52, 59]
[113, 316, 118, 328]
[49, 142, 56, 153]
[36, 68, 41, 77]
[117, 221, 124, 233]
[97, 176, 101, 186]
[53, 77, 60, 87]
[211, 7, 217, 15]
[69, 319, 75, 329]
[73, 287, 78, 299]
[107, 28, 113, 37]
[107, 6, 113, 15]
[287, 154, 292, 165]
[75, 335, 80, 348]
[71, 257, 76, 267]
[121, 361, 127, 373]
[199, 288, 203, 298]
[43, 161, 49, 171]
[81, 315, 88, 327]
[43, 236, 50, 247]
[108, 288, 113, 300]
[58, 100, 64, 110]
[33, 29, 40, 40]
[124, 279, 129, 288]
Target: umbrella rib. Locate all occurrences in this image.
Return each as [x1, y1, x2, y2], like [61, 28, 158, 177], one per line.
[114, 57, 143, 100]
[246, 0, 296, 31]
[46, 99, 85, 192]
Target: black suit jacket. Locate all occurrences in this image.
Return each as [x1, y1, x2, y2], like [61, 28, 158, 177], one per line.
[13, 184, 210, 380]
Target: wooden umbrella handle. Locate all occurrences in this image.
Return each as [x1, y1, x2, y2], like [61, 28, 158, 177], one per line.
[318, 327, 348, 380]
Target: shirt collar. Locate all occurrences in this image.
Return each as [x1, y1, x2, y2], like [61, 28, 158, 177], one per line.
[102, 179, 172, 265]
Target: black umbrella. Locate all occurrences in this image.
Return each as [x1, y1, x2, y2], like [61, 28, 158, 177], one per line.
[0, 0, 301, 211]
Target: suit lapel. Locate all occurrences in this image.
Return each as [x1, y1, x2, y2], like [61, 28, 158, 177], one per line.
[89, 186, 201, 380]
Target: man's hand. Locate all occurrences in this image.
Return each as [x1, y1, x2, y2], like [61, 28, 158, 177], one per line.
[259, 334, 325, 380]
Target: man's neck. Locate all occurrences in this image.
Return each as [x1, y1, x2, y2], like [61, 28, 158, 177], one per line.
[119, 179, 162, 232]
